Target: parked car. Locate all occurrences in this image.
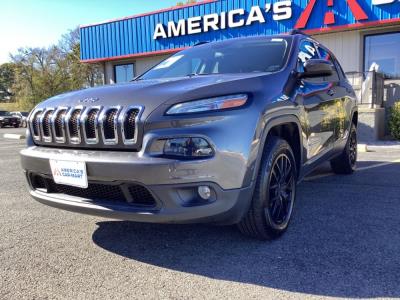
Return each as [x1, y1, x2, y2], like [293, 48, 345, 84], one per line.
[11, 111, 30, 128]
[0, 110, 21, 128]
[21, 31, 358, 240]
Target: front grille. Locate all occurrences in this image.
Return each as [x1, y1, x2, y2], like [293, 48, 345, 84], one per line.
[29, 106, 143, 149]
[30, 174, 156, 207]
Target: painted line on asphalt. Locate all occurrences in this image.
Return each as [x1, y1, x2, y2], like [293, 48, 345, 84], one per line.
[3, 134, 26, 140]
[0, 144, 25, 150]
[357, 159, 400, 171]
[304, 159, 400, 181]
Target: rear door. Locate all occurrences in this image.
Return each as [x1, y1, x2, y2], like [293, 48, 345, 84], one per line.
[297, 40, 340, 161]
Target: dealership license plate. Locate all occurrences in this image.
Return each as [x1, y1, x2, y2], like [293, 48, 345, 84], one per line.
[49, 159, 88, 188]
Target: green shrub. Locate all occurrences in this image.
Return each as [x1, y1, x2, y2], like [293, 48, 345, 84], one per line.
[389, 102, 400, 140]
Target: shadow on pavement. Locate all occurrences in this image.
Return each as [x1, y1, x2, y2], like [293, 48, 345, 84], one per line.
[92, 162, 400, 298]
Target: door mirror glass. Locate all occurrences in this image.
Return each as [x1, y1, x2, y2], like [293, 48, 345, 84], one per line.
[299, 59, 334, 78]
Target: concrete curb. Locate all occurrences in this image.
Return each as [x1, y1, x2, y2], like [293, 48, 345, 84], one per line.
[358, 143, 400, 152]
[3, 134, 26, 140]
[357, 144, 368, 153]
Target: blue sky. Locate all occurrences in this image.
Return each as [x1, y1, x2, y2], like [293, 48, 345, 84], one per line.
[0, 0, 178, 64]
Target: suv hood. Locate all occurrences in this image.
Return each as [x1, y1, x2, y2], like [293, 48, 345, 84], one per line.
[36, 73, 276, 118]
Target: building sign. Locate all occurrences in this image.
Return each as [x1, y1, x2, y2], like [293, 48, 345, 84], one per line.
[153, 0, 400, 40]
[80, 0, 400, 62]
[153, 1, 292, 39]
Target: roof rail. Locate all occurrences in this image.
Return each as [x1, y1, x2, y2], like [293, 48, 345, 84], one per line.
[288, 29, 308, 36]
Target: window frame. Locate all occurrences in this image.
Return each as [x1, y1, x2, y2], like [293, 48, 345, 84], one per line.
[363, 31, 400, 77]
[113, 63, 136, 83]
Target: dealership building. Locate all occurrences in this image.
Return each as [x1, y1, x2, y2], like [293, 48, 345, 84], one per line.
[80, 0, 400, 141]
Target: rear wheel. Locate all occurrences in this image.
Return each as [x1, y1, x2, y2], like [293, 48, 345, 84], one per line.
[330, 124, 357, 174]
[238, 137, 297, 240]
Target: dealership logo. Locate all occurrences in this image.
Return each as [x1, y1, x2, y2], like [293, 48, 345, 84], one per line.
[153, 0, 399, 39]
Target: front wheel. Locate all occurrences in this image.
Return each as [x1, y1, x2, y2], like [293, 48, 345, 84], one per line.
[238, 137, 297, 240]
[330, 123, 357, 174]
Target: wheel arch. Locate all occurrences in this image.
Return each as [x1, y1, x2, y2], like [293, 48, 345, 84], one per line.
[252, 115, 304, 183]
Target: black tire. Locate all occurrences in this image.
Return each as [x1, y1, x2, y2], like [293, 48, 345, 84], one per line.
[238, 136, 297, 240]
[330, 123, 357, 174]
[14, 124, 19, 128]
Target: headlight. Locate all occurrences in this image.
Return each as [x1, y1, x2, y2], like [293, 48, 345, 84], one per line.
[0, 117, 4, 121]
[166, 94, 248, 115]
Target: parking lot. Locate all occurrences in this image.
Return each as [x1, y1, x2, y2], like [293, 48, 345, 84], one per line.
[0, 127, 399, 299]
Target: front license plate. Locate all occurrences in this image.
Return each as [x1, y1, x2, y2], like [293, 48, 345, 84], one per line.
[49, 159, 88, 188]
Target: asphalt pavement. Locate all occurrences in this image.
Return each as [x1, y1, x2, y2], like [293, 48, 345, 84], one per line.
[1, 127, 400, 299]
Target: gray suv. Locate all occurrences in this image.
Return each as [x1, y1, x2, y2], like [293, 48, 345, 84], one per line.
[21, 32, 358, 239]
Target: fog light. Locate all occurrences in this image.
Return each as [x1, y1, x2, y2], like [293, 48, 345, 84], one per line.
[163, 137, 213, 158]
[198, 186, 211, 200]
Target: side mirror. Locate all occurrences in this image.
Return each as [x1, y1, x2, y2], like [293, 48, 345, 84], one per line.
[299, 59, 334, 78]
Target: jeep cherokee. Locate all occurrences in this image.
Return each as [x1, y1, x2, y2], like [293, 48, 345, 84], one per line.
[20, 32, 358, 240]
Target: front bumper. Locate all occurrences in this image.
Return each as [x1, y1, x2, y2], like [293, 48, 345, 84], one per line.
[21, 146, 253, 224]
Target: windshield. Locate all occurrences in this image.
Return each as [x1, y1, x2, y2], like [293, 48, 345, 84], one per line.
[0, 111, 11, 116]
[139, 37, 290, 80]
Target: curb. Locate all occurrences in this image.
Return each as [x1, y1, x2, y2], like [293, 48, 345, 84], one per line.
[3, 134, 26, 140]
[357, 144, 368, 153]
[358, 143, 400, 152]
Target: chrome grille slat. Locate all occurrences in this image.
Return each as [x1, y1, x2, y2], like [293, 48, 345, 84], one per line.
[31, 110, 44, 141]
[51, 107, 68, 143]
[99, 107, 121, 145]
[40, 109, 55, 142]
[28, 105, 142, 148]
[81, 107, 101, 144]
[120, 106, 143, 145]
[66, 107, 83, 144]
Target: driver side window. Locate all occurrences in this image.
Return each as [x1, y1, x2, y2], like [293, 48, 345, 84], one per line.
[297, 40, 323, 83]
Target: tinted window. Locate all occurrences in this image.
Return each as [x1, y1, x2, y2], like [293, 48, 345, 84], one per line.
[0, 111, 10, 116]
[297, 40, 339, 83]
[317, 46, 339, 82]
[298, 40, 319, 69]
[115, 64, 135, 83]
[139, 38, 291, 80]
[298, 40, 322, 83]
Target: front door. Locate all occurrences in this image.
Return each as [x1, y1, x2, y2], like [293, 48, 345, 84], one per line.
[297, 40, 340, 162]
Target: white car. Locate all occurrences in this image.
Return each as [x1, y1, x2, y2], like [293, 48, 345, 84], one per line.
[11, 111, 29, 128]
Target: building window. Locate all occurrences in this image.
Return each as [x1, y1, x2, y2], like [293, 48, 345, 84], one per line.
[364, 32, 400, 77]
[114, 64, 135, 83]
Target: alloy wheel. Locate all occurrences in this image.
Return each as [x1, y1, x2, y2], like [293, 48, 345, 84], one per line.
[266, 153, 295, 228]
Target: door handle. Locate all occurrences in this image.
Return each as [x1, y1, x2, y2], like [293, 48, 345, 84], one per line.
[327, 89, 335, 96]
